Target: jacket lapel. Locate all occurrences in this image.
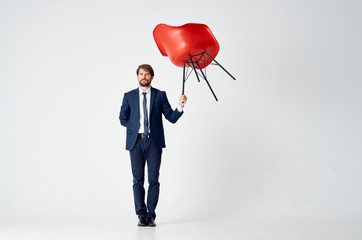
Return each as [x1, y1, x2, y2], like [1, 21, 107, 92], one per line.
[150, 87, 156, 117]
[133, 88, 140, 120]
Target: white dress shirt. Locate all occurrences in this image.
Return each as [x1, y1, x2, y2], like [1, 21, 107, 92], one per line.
[138, 87, 151, 134]
[138, 86, 184, 134]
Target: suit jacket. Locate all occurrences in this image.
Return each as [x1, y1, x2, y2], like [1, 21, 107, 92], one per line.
[119, 87, 183, 150]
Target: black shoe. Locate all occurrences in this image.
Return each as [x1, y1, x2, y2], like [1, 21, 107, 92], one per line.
[146, 217, 156, 227]
[137, 217, 148, 227]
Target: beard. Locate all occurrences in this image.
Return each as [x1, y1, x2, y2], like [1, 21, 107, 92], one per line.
[139, 79, 151, 87]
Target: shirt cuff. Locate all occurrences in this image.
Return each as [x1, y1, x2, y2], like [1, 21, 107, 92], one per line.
[177, 105, 184, 112]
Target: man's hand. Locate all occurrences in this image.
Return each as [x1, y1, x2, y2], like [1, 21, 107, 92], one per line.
[179, 94, 187, 107]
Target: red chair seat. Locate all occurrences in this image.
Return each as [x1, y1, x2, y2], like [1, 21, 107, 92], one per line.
[153, 23, 220, 69]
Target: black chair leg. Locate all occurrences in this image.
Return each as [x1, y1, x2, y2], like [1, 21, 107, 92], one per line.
[205, 52, 236, 80]
[196, 61, 218, 101]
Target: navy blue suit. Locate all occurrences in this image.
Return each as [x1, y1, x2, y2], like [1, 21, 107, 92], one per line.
[119, 87, 183, 150]
[119, 87, 183, 219]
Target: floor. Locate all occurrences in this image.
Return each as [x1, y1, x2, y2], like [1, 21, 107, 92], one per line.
[1, 216, 361, 240]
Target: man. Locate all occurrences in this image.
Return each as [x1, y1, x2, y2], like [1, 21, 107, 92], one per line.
[119, 64, 187, 227]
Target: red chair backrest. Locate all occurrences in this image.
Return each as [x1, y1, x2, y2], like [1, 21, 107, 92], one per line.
[153, 23, 220, 69]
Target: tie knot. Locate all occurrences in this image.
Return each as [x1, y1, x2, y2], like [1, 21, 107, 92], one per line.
[142, 92, 147, 96]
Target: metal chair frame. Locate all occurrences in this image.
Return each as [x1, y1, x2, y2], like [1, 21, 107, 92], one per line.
[182, 52, 236, 101]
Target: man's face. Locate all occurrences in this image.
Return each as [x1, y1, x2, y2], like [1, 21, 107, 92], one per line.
[137, 68, 153, 87]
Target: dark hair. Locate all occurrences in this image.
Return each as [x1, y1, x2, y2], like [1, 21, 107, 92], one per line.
[136, 64, 154, 77]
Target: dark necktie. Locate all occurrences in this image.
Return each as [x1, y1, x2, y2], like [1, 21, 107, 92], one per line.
[142, 92, 149, 135]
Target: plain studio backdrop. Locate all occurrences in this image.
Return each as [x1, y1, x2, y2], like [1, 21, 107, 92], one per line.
[1, 0, 362, 239]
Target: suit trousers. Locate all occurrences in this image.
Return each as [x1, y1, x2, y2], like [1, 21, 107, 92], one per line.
[129, 136, 162, 219]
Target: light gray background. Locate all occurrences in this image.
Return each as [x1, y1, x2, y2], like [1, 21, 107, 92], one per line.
[1, 0, 362, 239]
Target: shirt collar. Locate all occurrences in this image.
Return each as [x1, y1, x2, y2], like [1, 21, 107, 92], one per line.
[139, 86, 151, 96]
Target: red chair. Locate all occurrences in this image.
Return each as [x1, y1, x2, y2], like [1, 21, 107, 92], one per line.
[153, 23, 235, 101]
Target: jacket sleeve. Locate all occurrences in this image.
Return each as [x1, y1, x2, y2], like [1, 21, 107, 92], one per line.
[119, 93, 130, 127]
[162, 91, 183, 124]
